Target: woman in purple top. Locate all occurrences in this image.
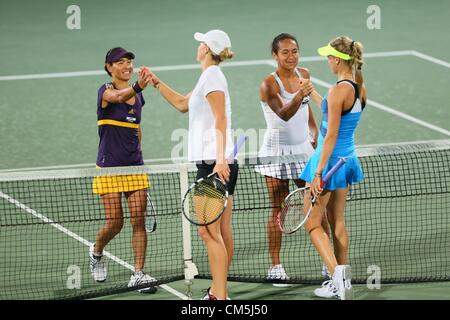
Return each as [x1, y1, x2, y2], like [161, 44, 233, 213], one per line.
[90, 47, 154, 288]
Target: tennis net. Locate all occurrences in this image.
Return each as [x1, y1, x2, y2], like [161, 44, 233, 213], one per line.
[0, 140, 449, 299]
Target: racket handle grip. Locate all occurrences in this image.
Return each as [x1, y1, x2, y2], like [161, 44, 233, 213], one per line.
[227, 135, 248, 162]
[319, 158, 347, 188]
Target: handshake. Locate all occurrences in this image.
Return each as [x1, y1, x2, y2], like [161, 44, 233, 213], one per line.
[298, 78, 315, 97]
[134, 65, 315, 98]
[135, 66, 161, 91]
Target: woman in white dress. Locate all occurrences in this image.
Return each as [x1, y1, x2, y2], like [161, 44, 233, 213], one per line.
[256, 33, 330, 285]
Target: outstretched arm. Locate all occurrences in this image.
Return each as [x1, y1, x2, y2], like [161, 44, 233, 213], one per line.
[309, 90, 323, 108]
[303, 68, 322, 107]
[144, 68, 190, 113]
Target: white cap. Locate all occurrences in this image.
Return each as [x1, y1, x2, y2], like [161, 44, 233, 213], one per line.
[194, 29, 231, 55]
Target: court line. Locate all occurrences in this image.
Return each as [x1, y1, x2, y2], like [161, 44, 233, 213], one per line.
[2, 50, 446, 81]
[0, 50, 415, 81]
[0, 190, 188, 300]
[265, 57, 450, 136]
[306, 75, 450, 137]
[3, 50, 448, 136]
[0, 49, 448, 171]
[303, 50, 450, 135]
[411, 51, 450, 69]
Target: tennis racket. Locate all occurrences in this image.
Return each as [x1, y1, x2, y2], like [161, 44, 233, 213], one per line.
[145, 192, 157, 233]
[182, 135, 247, 226]
[277, 158, 347, 234]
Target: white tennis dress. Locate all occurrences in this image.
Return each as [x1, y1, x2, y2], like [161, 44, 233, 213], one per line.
[256, 69, 314, 179]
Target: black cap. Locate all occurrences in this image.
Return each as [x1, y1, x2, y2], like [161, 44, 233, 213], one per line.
[105, 47, 135, 63]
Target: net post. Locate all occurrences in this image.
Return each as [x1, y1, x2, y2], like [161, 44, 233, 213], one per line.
[179, 164, 198, 299]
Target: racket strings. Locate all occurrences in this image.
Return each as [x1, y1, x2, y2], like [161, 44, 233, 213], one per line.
[187, 178, 227, 225]
[279, 189, 307, 233]
[204, 176, 227, 192]
[194, 182, 226, 199]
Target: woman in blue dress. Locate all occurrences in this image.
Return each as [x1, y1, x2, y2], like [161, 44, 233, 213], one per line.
[300, 36, 366, 300]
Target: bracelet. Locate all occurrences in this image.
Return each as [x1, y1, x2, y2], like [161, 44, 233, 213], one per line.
[314, 172, 322, 177]
[132, 81, 143, 94]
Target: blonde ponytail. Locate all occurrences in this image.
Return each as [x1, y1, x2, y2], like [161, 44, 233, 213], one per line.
[351, 41, 364, 89]
[330, 36, 365, 91]
[211, 47, 234, 63]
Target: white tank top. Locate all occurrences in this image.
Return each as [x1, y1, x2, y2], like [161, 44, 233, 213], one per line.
[259, 69, 312, 156]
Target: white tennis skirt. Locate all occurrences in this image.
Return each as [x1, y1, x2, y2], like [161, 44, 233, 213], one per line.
[255, 139, 314, 180]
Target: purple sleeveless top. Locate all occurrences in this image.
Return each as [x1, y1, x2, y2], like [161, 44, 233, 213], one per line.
[96, 83, 145, 167]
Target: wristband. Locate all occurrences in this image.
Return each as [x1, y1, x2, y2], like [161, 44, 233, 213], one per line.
[132, 81, 143, 94]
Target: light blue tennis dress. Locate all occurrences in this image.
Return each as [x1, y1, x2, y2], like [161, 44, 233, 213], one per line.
[300, 79, 365, 190]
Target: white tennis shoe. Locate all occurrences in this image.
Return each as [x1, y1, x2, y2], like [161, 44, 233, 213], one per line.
[313, 280, 338, 298]
[267, 264, 292, 287]
[128, 271, 154, 288]
[89, 244, 107, 282]
[314, 265, 353, 299]
[333, 265, 353, 300]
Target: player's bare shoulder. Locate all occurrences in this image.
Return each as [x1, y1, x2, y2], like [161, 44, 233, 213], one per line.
[329, 81, 353, 103]
[260, 73, 279, 100]
[261, 73, 278, 90]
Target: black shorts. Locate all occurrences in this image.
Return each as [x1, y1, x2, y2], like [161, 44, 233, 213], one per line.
[195, 161, 239, 195]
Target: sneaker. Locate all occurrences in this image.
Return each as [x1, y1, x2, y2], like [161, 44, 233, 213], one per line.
[89, 244, 107, 282]
[128, 271, 155, 288]
[332, 265, 353, 300]
[201, 287, 229, 300]
[201, 287, 218, 300]
[313, 280, 338, 298]
[267, 264, 292, 287]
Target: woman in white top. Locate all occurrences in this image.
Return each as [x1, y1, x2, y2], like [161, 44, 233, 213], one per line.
[257, 33, 330, 285]
[145, 30, 237, 300]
